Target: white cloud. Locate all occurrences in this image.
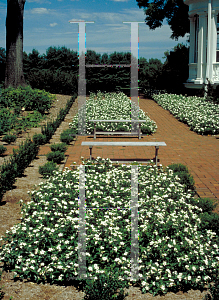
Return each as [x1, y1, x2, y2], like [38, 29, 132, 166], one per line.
[28, 8, 52, 14]
[27, 0, 51, 3]
[50, 22, 58, 27]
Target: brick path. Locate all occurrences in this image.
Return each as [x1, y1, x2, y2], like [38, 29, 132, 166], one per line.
[63, 94, 219, 208]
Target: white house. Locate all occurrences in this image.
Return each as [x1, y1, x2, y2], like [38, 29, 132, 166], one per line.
[184, 0, 219, 89]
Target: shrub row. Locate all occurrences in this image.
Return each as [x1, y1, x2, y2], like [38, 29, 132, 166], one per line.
[41, 92, 77, 143]
[0, 92, 78, 202]
[39, 143, 67, 178]
[0, 139, 39, 201]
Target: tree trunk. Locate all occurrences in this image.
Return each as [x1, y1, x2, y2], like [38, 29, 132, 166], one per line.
[5, 0, 26, 88]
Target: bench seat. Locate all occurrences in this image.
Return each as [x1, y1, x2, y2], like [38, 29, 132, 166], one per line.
[89, 119, 148, 139]
[81, 142, 166, 165]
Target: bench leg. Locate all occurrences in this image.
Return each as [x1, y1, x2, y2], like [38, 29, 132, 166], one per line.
[139, 123, 141, 139]
[155, 146, 159, 166]
[89, 146, 93, 161]
[94, 122, 96, 139]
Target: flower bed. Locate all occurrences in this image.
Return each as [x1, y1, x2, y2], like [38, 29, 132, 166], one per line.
[0, 158, 218, 297]
[153, 93, 219, 135]
[69, 91, 157, 135]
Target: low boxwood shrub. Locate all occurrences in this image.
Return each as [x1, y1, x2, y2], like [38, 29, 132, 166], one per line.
[46, 151, 65, 164]
[203, 268, 219, 300]
[2, 134, 17, 144]
[199, 212, 219, 236]
[32, 133, 47, 146]
[50, 142, 67, 153]
[82, 272, 129, 300]
[0, 145, 6, 155]
[0, 138, 39, 200]
[38, 161, 59, 179]
[168, 163, 195, 194]
[60, 128, 75, 144]
[190, 197, 217, 214]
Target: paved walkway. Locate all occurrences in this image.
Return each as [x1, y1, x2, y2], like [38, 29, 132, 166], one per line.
[61, 94, 219, 207]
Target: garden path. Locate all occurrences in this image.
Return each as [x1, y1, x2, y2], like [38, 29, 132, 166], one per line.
[63, 94, 219, 212]
[0, 93, 216, 299]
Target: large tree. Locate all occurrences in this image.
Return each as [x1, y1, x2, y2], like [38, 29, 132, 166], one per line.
[5, 0, 26, 88]
[136, 0, 190, 40]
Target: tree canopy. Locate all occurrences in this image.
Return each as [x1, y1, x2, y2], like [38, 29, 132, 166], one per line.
[136, 0, 190, 40]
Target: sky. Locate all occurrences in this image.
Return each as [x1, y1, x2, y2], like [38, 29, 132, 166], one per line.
[0, 0, 189, 63]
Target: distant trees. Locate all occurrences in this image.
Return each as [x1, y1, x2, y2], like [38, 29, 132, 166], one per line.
[139, 57, 163, 93]
[0, 45, 189, 95]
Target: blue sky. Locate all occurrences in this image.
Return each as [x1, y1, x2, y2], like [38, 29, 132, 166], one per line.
[0, 0, 189, 62]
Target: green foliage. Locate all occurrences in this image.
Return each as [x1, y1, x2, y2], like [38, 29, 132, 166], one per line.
[0, 139, 39, 200]
[2, 134, 17, 144]
[83, 272, 129, 300]
[60, 128, 75, 144]
[46, 151, 65, 164]
[199, 212, 219, 236]
[32, 134, 47, 146]
[14, 111, 45, 133]
[0, 47, 6, 84]
[168, 163, 195, 194]
[0, 86, 54, 114]
[0, 145, 7, 155]
[203, 269, 219, 300]
[136, 0, 190, 40]
[139, 57, 163, 94]
[38, 161, 59, 179]
[161, 44, 189, 94]
[50, 143, 67, 153]
[0, 108, 17, 135]
[191, 198, 217, 214]
[41, 94, 77, 143]
[26, 69, 78, 95]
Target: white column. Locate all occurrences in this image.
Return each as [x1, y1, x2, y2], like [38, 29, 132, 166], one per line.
[209, 10, 217, 82]
[189, 15, 196, 64]
[196, 12, 205, 83]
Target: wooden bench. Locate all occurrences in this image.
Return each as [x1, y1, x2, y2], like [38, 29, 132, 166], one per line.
[89, 119, 148, 139]
[81, 141, 167, 166]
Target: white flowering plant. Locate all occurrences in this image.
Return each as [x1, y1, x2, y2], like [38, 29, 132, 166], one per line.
[0, 157, 218, 297]
[69, 91, 157, 135]
[153, 93, 219, 135]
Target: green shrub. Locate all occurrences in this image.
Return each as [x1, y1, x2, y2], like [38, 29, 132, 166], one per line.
[38, 161, 59, 178]
[0, 108, 17, 135]
[46, 151, 65, 164]
[60, 128, 75, 144]
[203, 269, 219, 300]
[32, 133, 47, 146]
[41, 120, 56, 143]
[190, 198, 218, 214]
[0, 145, 6, 155]
[0, 138, 39, 202]
[199, 212, 219, 236]
[168, 163, 195, 194]
[50, 142, 67, 152]
[82, 272, 129, 300]
[2, 134, 17, 144]
[0, 86, 55, 114]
